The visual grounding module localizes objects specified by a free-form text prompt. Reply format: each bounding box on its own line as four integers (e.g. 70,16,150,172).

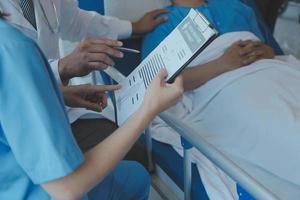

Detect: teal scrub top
0,20,87,199
142,0,264,58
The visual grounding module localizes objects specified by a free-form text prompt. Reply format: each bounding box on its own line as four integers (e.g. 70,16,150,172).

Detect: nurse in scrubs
0,13,183,200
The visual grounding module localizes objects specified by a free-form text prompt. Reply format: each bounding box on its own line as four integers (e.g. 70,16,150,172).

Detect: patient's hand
217,41,255,71
181,41,260,91
218,40,275,72
61,84,120,112
239,40,275,61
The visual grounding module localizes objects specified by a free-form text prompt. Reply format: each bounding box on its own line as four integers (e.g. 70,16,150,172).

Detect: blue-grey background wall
78,0,104,14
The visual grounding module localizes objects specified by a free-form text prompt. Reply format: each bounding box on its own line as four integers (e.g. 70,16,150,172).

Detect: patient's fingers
239,42,259,56
248,49,265,57
232,40,243,45
239,40,253,46
242,54,259,65
239,41,262,56
239,40,261,47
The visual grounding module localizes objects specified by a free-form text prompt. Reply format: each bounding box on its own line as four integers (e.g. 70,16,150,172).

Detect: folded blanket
150,32,300,199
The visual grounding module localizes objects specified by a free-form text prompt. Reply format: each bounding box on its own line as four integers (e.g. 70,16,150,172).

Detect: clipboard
106,9,218,125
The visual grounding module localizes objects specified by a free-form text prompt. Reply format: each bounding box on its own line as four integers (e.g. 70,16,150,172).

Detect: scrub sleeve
0,29,87,199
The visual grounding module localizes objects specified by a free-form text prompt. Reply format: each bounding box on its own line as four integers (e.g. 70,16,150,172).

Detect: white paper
106,9,218,125
103,66,126,83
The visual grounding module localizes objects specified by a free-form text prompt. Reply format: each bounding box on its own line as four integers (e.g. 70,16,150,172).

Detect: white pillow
104,0,171,21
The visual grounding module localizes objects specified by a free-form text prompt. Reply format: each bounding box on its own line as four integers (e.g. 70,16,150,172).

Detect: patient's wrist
214,58,231,72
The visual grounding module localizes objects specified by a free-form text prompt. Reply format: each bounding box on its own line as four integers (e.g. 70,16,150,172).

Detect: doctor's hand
141,69,183,118
132,9,168,35
58,38,124,85
61,84,121,112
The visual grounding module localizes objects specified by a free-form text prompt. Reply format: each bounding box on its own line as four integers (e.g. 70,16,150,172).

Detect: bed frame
78,1,284,199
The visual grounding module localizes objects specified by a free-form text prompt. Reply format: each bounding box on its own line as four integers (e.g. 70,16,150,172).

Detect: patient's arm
183,41,260,91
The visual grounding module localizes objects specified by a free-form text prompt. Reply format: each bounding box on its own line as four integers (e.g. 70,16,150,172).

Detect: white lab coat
0,0,132,123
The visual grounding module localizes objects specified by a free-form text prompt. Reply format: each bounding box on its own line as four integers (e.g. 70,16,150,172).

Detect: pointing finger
99,84,121,93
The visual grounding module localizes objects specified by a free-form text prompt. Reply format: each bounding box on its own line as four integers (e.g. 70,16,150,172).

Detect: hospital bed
78,1,284,199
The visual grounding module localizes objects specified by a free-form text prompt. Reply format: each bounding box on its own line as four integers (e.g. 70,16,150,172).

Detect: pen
116,47,140,54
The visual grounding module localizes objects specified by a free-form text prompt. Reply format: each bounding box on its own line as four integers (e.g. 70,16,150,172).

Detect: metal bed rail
158,111,281,200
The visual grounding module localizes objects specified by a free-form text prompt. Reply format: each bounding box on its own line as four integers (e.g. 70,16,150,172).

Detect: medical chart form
107,9,218,125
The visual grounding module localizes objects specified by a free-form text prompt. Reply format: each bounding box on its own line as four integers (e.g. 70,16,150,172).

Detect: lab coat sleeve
58,0,132,40
49,59,62,85
0,35,83,184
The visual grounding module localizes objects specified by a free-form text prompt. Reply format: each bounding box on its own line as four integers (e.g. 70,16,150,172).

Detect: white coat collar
6,0,37,33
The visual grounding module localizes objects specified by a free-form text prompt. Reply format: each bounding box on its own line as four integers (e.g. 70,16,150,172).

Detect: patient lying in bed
142,0,300,199
143,0,275,91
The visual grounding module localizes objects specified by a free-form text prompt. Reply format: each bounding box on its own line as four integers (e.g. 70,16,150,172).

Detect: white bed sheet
150,32,300,199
